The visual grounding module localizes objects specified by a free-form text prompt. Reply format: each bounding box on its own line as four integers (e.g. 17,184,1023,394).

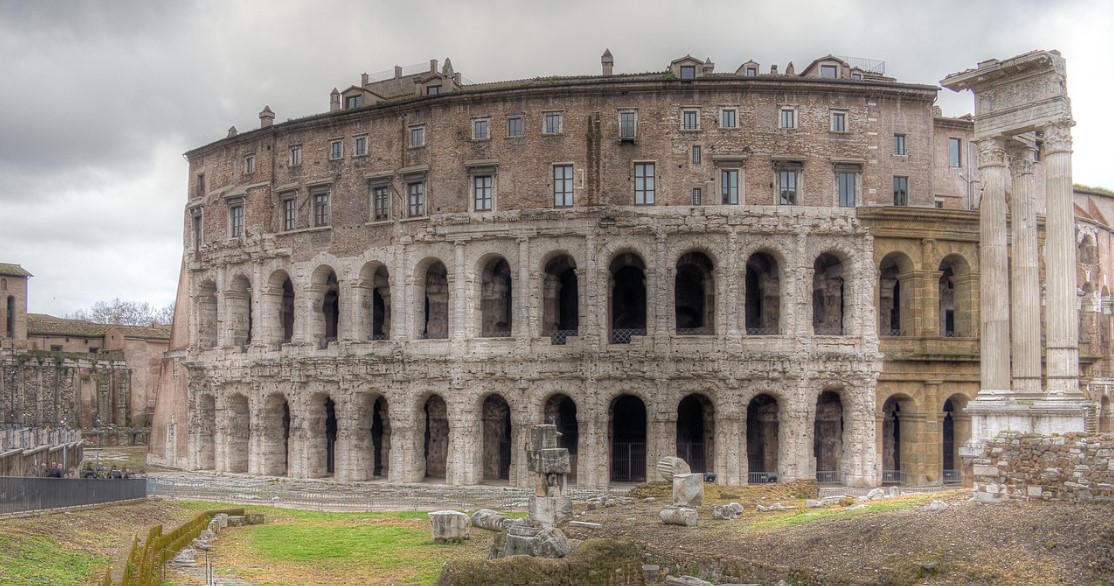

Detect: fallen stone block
920,500,949,512
665,576,713,586
471,509,508,531
568,521,601,529
711,504,741,520
866,488,886,500
755,503,792,512
659,506,698,527
805,499,822,508
672,473,704,507
657,456,691,481
428,510,470,543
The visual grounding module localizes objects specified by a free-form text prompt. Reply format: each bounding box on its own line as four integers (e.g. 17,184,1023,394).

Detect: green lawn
0,534,103,586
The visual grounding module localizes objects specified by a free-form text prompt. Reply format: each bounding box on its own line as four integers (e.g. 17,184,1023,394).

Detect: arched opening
879,252,913,336
312,268,340,343
543,394,578,483
938,255,971,337
197,394,216,470
1100,395,1113,433
746,393,779,483
358,264,391,341
225,394,250,473
881,396,913,485
942,395,969,484
261,394,290,477
228,275,253,346
609,253,647,344
481,395,512,482
1079,234,1098,265
325,397,337,476
197,281,218,349
371,396,390,478
745,252,780,335
675,252,715,335
813,391,843,484
479,257,513,337
610,394,647,482
304,394,338,478
542,255,579,344
264,270,296,345
423,395,448,480
418,260,449,339
1081,282,1097,348
812,253,845,335
676,394,714,473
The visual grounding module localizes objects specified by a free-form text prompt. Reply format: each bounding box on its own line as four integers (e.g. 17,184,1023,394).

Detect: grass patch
0,534,104,586
739,494,937,532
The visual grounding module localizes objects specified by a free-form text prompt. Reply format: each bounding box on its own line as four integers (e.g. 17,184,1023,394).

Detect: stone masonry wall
971,432,1114,501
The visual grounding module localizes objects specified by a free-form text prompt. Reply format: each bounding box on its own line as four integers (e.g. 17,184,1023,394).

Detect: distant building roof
0,263,32,278
27,314,171,340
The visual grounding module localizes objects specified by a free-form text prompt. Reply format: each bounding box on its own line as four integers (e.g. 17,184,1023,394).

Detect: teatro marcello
146,49,1114,488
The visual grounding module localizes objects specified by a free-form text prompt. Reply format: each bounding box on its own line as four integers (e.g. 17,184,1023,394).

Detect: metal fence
816,470,842,484
942,469,962,485
674,443,706,473
610,443,646,482
609,328,646,344
881,469,907,485
0,477,146,515
1,428,83,452
748,471,777,484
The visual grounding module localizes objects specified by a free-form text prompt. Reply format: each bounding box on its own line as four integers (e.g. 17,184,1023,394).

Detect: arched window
609,253,647,344
418,260,449,339
812,254,845,335
879,252,913,336
479,257,512,337
745,252,780,335
675,252,714,335
541,255,578,345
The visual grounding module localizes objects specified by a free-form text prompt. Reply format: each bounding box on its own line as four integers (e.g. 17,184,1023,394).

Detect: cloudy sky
1,0,1111,317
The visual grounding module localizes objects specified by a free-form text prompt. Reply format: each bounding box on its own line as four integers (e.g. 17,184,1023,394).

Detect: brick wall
971,432,1114,501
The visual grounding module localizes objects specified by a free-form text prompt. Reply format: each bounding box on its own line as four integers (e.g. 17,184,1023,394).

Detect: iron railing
881,328,905,336
480,330,512,338
543,329,578,345
609,328,646,344
611,442,646,482
0,428,82,452
674,443,706,473
746,327,779,335
0,477,146,515
370,333,389,341
816,470,842,484
881,469,906,485
942,469,962,485
748,471,777,484
942,330,958,338
675,327,713,336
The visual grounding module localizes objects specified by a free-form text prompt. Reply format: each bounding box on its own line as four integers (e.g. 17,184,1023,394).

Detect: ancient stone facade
970,432,1114,501
148,51,1112,488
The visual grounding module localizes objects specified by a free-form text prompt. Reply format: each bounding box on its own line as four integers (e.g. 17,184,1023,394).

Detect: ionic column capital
1042,121,1074,156
976,137,1008,169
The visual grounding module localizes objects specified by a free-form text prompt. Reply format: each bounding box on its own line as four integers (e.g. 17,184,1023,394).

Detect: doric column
1042,122,1081,397
1008,146,1042,396
976,137,1011,396
452,241,467,342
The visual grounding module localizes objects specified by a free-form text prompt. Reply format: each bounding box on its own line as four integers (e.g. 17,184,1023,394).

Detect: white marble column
977,137,1011,396
1042,122,1081,397
1008,146,1042,396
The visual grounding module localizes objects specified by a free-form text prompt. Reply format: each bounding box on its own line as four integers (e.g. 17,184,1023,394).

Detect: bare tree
67,298,175,326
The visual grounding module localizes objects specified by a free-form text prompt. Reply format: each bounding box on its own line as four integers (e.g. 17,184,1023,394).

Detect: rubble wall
971,432,1114,501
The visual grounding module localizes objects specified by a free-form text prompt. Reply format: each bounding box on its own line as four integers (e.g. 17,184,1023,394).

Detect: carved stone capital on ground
976,137,1008,169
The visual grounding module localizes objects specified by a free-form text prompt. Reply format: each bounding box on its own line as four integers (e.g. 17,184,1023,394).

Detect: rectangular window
779,170,798,205
473,119,490,141
680,65,696,80
229,204,243,237
244,155,255,175
948,137,962,167
682,109,699,130
720,108,737,129
354,136,368,157
553,164,573,207
893,134,907,156
507,116,525,138
192,213,202,252
746,66,758,77
779,108,796,129
330,139,343,160
838,171,857,207
619,111,637,140
821,64,838,79
893,176,909,206
290,145,302,166
346,95,362,109
426,85,441,96
373,186,389,221
195,172,205,196
634,162,655,205
408,182,425,217
852,72,863,80
473,175,493,211
50,345,62,352
721,169,739,204
692,145,702,165
282,197,296,230
831,111,847,132
409,126,425,148
313,192,329,226
935,200,944,209
544,112,563,134
692,187,702,205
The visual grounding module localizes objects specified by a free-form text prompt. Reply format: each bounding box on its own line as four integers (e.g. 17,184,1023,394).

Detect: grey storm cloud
0,0,1111,317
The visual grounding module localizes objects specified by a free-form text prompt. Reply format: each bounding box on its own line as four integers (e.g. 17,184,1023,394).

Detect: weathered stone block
471,509,508,531
657,456,691,481
529,425,558,452
428,510,470,543
660,507,698,527
672,473,704,507
1026,485,1043,497
530,495,572,526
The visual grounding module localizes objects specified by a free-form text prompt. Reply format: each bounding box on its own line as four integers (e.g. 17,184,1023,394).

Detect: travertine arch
477,392,513,482
673,249,717,334
538,251,581,337
195,279,218,350
937,253,974,337
811,249,851,336
195,392,217,470
263,268,296,345
475,253,514,338
226,273,253,347
741,243,791,336
218,392,251,473
307,265,341,344
878,251,915,336
259,392,292,477
413,256,451,340
356,261,391,341
347,390,391,481
606,391,651,482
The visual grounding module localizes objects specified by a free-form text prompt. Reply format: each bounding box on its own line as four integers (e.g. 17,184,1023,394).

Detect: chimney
430,58,438,73
259,105,275,128
770,64,778,75
361,72,369,86
785,61,795,75
330,88,340,112
227,126,238,138
394,65,402,78
601,48,614,76
702,57,714,75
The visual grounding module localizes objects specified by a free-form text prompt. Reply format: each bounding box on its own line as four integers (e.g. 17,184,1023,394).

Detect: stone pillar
1008,146,1042,396
715,404,742,486
725,232,741,347
452,241,467,345
976,137,1011,397
516,237,531,340
1042,122,1081,397
389,409,420,483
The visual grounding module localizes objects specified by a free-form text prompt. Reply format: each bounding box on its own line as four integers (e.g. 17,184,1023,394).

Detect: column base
963,397,1089,448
